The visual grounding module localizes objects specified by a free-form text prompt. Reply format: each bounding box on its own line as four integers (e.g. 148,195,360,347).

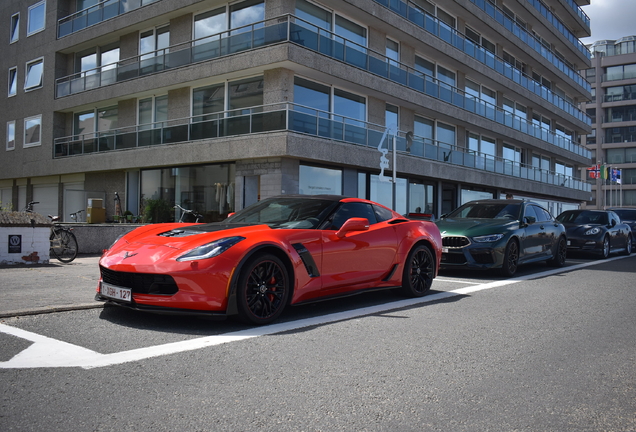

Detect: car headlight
472,234,504,243
584,227,601,236
176,236,245,262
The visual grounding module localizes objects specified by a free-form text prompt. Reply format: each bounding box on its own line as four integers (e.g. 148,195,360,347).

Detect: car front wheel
236,254,290,325
400,245,435,297
601,236,610,259
622,235,632,256
500,239,519,277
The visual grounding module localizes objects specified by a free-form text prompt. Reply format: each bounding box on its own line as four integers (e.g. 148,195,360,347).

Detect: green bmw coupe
435,199,567,276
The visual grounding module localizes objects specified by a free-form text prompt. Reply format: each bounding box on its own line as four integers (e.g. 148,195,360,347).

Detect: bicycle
174,204,203,223
70,209,85,222
24,201,79,263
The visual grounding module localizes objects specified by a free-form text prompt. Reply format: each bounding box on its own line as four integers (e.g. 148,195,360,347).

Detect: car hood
561,223,603,235
435,218,518,237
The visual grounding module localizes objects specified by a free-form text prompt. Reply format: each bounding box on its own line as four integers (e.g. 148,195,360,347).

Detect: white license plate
442,247,449,253
100,282,132,302
567,240,571,246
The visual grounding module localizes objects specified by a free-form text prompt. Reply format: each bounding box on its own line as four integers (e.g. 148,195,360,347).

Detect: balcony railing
604,71,636,82
604,92,636,103
524,0,590,56
55,15,590,159
52,103,590,193
373,0,591,93
57,0,160,38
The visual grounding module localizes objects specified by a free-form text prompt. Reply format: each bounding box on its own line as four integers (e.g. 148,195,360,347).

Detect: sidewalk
0,255,103,318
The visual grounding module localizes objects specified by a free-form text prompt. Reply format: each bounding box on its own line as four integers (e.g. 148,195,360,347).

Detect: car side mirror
524,216,536,225
610,219,616,227
336,218,369,238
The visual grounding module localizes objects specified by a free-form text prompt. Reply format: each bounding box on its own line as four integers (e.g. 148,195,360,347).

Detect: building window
140,25,170,60
299,165,342,195
27,1,46,36
24,115,42,148
193,84,225,121
6,121,16,151
385,104,398,131
24,58,43,91
139,95,168,129
10,13,20,43
8,67,18,97
414,55,434,76
334,88,366,126
194,7,227,44
386,38,399,65
230,0,265,32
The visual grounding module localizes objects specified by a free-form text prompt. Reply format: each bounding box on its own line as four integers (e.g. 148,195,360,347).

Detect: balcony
52,102,591,193
524,0,590,55
57,0,161,38
55,16,590,159
372,0,591,93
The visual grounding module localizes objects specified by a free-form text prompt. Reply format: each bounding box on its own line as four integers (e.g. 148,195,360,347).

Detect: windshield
446,202,521,220
557,211,608,225
225,197,338,229
613,209,636,221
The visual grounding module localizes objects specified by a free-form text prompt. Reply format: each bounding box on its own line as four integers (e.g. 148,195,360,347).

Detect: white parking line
0,256,627,369
434,278,484,284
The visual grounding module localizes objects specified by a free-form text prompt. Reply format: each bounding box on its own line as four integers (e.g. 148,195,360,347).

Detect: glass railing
57,0,161,38
603,71,636,82
52,103,590,193
55,15,590,158
604,92,636,103
524,0,590,56
373,0,591,93
561,0,591,28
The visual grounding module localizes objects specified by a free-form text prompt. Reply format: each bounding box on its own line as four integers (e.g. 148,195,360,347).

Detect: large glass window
140,25,170,60
436,122,455,146
334,88,365,125
296,0,331,32
10,13,20,43
24,115,42,148
141,164,235,223
74,111,95,136
194,7,226,44
193,83,225,120
228,76,264,114
299,165,342,195
8,67,17,97
24,59,43,90
294,77,330,116
414,116,434,140
139,95,168,128
385,104,398,131
414,55,434,76
6,121,16,151
335,15,366,47
27,1,46,36
230,0,264,32
370,175,407,215
409,181,435,215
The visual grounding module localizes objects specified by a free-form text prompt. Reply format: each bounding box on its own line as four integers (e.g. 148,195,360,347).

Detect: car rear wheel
622,235,632,256
601,236,610,259
236,254,290,325
500,239,519,277
400,245,435,297
547,236,567,267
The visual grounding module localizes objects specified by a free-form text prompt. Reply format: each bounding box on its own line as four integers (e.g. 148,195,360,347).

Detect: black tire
236,254,290,325
50,229,78,263
622,234,632,256
399,245,435,297
600,235,610,259
547,236,567,267
500,239,519,277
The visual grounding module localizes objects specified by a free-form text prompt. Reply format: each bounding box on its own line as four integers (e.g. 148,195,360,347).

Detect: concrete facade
1,0,594,223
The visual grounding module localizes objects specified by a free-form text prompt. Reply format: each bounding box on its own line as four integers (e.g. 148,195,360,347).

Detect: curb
0,303,104,319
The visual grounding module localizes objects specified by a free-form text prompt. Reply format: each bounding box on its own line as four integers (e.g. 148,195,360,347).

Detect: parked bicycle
174,204,203,223
70,209,85,222
24,201,79,263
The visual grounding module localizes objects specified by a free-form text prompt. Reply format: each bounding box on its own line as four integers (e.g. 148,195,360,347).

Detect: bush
142,199,172,223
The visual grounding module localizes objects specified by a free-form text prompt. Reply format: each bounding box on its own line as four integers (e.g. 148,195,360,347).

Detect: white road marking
0,256,626,369
434,278,484,284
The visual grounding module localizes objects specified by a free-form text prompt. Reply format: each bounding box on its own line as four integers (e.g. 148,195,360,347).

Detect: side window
373,204,394,222
533,206,550,222
327,202,377,230
524,205,538,222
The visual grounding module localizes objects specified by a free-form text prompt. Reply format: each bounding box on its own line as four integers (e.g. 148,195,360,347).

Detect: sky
580,0,636,44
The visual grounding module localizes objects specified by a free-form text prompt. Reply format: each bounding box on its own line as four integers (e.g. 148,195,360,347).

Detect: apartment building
1,0,593,223
583,36,636,208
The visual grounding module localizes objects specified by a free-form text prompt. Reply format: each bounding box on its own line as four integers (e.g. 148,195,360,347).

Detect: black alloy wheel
237,254,290,325
547,236,567,267
500,239,519,277
400,245,435,297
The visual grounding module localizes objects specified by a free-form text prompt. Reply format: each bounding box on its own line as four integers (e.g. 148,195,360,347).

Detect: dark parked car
608,208,636,247
556,210,632,258
435,199,567,276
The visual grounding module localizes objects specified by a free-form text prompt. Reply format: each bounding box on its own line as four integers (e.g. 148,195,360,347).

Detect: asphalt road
1,255,635,431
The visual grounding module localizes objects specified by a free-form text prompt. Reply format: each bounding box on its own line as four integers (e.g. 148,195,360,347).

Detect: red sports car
96,195,442,325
